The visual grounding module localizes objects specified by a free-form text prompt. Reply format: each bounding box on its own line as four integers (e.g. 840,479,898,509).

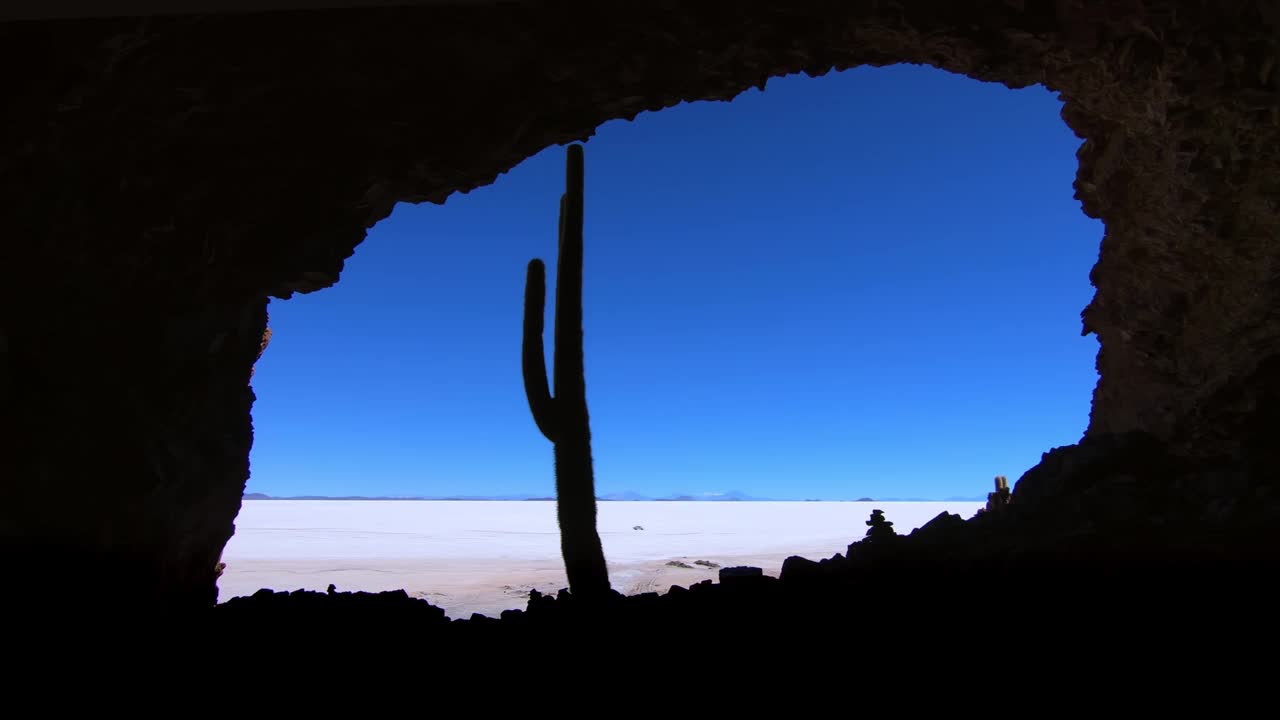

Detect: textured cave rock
2,1,1278,608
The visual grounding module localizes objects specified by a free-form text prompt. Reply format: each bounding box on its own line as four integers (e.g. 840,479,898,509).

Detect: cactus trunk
522,143,611,598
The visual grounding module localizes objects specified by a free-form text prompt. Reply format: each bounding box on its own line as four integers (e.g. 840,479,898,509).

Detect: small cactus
986,475,1012,512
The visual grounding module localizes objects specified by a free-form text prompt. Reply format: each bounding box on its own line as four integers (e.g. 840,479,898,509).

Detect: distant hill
709,490,767,501
651,490,776,501
598,491,651,501
437,494,550,501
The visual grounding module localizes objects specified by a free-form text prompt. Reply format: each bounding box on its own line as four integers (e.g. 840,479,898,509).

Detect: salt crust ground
219,500,984,619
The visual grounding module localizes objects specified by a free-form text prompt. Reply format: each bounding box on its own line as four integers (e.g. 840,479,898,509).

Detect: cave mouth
221,64,1103,618
6,1,1275,616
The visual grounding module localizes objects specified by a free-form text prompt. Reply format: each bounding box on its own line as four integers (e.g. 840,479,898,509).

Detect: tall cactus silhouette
522,143,611,598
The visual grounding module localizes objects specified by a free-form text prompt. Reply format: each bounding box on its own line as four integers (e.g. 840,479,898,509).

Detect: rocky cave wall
1,1,1277,607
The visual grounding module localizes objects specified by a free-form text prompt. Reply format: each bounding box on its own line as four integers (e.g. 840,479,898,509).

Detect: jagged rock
779,556,824,585
913,512,967,540
718,566,767,589
218,587,450,624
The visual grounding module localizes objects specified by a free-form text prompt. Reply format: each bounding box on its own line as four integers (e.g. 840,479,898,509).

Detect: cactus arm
522,258,558,442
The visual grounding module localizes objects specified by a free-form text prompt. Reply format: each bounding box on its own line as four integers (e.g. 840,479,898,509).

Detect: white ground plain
218,500,984,619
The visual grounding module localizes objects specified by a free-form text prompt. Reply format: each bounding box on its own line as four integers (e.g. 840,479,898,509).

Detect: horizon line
241,492,989,502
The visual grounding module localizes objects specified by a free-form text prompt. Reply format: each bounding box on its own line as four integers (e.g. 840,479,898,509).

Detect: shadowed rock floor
208,433,1277,654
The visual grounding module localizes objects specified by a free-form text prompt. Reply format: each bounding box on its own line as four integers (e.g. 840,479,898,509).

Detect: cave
2,1,1277,631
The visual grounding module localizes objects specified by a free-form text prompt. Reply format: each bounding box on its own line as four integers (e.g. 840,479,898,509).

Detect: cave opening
217,63,1103,618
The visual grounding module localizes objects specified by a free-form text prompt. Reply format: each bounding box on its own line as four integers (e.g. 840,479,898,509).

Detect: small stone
719,565,764,582
779,555,822,584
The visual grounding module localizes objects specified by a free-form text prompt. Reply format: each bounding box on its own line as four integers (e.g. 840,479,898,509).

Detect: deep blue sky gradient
246,63,1103,500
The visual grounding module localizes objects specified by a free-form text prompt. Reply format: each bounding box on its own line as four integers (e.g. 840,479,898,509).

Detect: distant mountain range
242,490,989,502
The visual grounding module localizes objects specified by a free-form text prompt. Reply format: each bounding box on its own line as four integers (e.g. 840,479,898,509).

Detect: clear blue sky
247,63,1102,501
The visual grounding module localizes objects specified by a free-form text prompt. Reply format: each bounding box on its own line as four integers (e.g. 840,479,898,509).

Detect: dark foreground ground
204,529,1277,666
213,432,1279,644
8,435,1278,670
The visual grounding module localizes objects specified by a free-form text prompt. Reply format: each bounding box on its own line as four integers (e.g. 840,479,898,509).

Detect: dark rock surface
1,1,1278,609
